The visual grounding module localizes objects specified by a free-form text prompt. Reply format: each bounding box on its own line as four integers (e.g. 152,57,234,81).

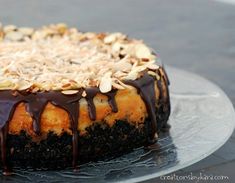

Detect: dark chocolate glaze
104,90,118,113
125,73,157,143
0,67,169,174
161,66,171,131
85,88,99,121
162,64,170,85
0,124,10,175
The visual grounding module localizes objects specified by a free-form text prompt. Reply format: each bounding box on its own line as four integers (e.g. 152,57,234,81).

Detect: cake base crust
1,100,170,170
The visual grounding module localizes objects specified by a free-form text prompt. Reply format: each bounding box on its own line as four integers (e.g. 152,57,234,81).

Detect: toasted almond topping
3,25,17,33
147,64,159,70
56,23,67,34
104,34,116,44
135,43,151,59
131,65,147,73
17,81,32,90
62,83,71,89
18,27,34,36
112,42,124,52
0,23,161,91
5,31,23,41
82,90,87,97
112,80,125,90
61,90,79,95
156,74,161,80
147,71,158,77
113,71,127,78
0,80,14,89
124,71,138,80
99,72,112,93
112,59,132,72
116,79,133,89
141,58,149,62
104,33,124,44
31,87,40,93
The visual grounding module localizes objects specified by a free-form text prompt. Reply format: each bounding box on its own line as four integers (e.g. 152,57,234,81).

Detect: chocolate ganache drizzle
0,67,169,174
125,73,158,143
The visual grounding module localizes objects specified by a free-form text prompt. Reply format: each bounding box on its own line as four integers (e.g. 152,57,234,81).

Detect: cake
0,23,170,175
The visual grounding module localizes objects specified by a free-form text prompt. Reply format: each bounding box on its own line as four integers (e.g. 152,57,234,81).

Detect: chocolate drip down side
160,66,171,131
104,90,118,113
0,124,9,175
125,73,158,143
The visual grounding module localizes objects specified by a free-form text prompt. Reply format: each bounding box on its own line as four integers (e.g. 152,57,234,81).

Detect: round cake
0,23,170,175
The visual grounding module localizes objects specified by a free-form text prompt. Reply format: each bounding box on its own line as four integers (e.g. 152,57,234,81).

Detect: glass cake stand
1,66,235,183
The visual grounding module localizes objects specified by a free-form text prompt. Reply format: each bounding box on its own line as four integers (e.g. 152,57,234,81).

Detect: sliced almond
61,83,71,89
3,25,17,33
0,80,14,89
99,72,112,93
112,42,124,52
82,90,87,97
112,60,132,72
135,43,151,59
31,86,40,93
156,74,161,80
147,64,159,70
124,71,138,80
141,58,149,62
17,81,32,90
116,79,132,89
104,33,123,44
61,90,79,95
42,83,53,91
26,84,40,93
131,60,139,68
56,23,67,34
5,31,24,41
113,71,127,78
112,80,125,90
122,44,135,56
84,32,95,39
18,27,34,36
147,71,158,78
104,34,116,44
131,65,147,73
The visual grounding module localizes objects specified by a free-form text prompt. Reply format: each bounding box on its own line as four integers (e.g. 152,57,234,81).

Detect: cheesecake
0,23,170,174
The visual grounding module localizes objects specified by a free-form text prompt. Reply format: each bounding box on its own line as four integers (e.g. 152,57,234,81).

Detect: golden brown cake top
0,23,161,93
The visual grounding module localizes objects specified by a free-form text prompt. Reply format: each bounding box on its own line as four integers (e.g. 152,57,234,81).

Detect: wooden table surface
0,0,235,182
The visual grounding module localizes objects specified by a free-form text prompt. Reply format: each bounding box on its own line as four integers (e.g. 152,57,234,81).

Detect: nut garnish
61,90,79,95
18,27,34,36
124,71,138,80
147,64,159,70
99,72,112,93
135,43,152,59
0,23,161,92
147,71,158,78
5,31,24,41
3,25,17,33
82,90,87,97
111,80,125,90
